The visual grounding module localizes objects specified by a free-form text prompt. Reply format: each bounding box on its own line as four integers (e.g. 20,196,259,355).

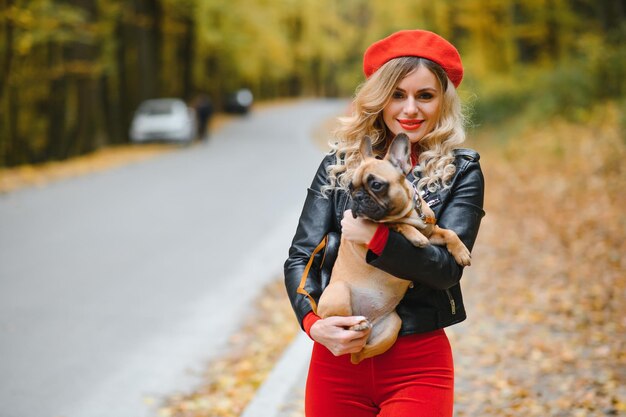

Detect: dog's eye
370,181,384,192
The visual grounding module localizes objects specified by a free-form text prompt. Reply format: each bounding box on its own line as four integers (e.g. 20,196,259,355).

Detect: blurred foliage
468,30,626,127
0,0,624,167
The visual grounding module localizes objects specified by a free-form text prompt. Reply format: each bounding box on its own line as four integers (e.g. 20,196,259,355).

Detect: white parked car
129,98,197,144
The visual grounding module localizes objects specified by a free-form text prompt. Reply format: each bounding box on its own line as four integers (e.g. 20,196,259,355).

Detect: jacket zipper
445,289,456,315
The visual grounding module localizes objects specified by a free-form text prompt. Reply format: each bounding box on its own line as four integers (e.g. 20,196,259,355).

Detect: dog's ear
360,136,374,159
385,134,412,174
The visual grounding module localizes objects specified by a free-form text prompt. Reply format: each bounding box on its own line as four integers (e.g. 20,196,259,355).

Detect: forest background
0,0,625,168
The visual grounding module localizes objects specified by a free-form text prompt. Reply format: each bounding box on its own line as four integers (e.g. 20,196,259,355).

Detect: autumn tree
0,0,623,167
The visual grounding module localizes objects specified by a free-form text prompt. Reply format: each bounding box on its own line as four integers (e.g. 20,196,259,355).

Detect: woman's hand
341,210,378,245
309,316,371,356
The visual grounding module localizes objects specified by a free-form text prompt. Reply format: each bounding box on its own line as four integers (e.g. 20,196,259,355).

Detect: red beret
363,29,463,88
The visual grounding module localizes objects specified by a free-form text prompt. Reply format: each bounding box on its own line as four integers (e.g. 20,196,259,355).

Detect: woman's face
382,65,442,144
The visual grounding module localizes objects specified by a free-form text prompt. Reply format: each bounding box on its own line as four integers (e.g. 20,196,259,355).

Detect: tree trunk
0,0,13,103
46,41,68,161
116,16,136,143
179,14,195,101
544,0,560,59
0,0,15,166
61,0,100,158
134,0,162,100
100,73,125,145
6,86,31,166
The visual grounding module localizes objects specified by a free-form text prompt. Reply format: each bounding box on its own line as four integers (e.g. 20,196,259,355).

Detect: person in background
284,29,485,417
193,93,214,140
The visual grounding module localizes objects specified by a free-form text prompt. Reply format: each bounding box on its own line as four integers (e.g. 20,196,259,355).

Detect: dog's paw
410,236,429,247
453,249,472,266
404,231,429,247
392,225,429,248
350,320,372,332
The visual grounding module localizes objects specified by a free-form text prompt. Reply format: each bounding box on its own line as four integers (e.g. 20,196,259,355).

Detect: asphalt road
0,99,347,417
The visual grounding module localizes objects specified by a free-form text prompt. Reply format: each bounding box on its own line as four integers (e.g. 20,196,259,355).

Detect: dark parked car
223,88,253,114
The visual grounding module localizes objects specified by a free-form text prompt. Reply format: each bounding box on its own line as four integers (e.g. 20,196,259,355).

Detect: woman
284,29,485,417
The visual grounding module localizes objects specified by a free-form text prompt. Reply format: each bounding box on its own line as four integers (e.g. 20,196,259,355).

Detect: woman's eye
392,91,405,99
418,92,434,100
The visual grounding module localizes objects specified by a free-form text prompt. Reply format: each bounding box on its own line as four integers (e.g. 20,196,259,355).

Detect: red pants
305,329,454,417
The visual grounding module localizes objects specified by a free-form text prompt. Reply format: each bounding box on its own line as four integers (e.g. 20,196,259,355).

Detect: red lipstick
398,119,423,131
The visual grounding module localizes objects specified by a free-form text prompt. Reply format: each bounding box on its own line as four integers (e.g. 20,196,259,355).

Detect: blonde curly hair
324,57,466,195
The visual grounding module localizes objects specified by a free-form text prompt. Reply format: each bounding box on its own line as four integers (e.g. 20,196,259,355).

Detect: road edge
240,332,312,417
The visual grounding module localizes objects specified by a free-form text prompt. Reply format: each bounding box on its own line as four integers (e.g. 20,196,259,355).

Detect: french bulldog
317,133,471,364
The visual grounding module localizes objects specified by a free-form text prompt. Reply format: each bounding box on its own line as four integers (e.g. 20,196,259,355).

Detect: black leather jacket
284,149,485,335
